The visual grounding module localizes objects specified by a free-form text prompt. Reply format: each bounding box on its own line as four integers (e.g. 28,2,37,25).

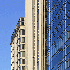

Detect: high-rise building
10,0,70,70
10,17,26,70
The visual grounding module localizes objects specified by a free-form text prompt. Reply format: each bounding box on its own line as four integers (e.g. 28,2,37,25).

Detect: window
20,51,25,57
22,52,25,57
20,44,25,50
21,22,24,25
69,32,70,37
20,59,25,64
21,18,24,21
20,29,25,35
66,61,68,68
20,37,25,43
20,66,25,70
22,59,25,64
69,57,70,66
22,66,25,70
19,53,20,58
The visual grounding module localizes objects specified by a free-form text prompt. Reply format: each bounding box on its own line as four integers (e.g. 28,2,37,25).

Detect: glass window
69,32,70,37
20,66,22,70
17,50,18,54
20,52,22,57
57,44,58,51
47,56,49,61
17,57,18,61
20,29,25,35
20,44,25,50
20,59,22,64
20,37,25,43
20,59,25,64
20,66,25,70
69,58,70,66
17,64,18,68
68,59,69,67
20,51,25,57
21,22,24,25
22,59,25,64
66,61,68,68
22,52,25,57
22,66,25,70
21,18,24,21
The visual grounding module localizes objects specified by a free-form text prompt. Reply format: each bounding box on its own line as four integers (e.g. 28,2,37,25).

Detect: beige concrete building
10,17,26,70
25,0,47,70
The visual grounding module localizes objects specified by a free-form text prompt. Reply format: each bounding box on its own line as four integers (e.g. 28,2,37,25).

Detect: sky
0,0,25,70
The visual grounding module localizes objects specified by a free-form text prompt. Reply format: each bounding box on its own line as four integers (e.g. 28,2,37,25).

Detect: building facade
10,0,70,70
46,0,70,70
10,17,26,70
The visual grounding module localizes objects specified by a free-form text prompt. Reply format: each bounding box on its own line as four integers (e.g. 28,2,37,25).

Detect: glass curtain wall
46,0,70,70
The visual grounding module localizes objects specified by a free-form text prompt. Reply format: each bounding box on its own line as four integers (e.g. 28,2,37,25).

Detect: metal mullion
51,0,52,69
49,0,50,70
63,0,64,70
65,0,66,70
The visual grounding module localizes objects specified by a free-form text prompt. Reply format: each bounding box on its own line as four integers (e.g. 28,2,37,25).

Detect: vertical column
14,40,15,70
39,0,42,70
35,0,37,70
25,0,28,70
65,0,66,70
41,0,43,70
63,0,64,70
27,0,33,70
11,43,13,70
18,31,19,70
32,0,35,69
14,36,17,70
